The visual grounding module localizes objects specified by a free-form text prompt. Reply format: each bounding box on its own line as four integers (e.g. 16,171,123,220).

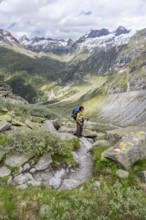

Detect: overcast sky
0,0,146,40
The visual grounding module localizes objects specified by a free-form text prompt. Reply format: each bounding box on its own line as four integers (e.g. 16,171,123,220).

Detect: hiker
75,106,84,138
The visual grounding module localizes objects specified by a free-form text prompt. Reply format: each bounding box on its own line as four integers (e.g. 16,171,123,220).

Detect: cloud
0,0,146,40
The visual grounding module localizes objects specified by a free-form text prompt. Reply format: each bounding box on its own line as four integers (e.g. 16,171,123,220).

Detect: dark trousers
75,122,84,137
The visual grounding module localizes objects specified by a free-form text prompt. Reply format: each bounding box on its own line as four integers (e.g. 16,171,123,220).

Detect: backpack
72,107,79,120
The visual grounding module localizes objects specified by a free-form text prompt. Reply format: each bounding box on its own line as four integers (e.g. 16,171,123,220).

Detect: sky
0,0,146,40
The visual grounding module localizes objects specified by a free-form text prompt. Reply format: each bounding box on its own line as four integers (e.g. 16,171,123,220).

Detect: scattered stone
49,177,61,189
0,120,11,132
94,181,101,187
0,166,11,178
27,179,41,186
41,120,57,132
40,204,50,216
5,154,29,168
116,169,129,178
35,154,52,171
138,171,146,182
93,140,111,147
31,116,46,123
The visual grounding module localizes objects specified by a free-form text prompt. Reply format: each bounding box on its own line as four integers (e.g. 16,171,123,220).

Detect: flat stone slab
102,127,146,170
57,132,77,140
5,154,29,168
0,166,11,178
35,154,52,171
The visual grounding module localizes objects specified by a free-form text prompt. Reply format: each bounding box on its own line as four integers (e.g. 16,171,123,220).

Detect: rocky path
61,137,93,190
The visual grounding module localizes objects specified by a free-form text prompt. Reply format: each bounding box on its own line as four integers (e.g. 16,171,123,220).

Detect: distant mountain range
0,26,133,54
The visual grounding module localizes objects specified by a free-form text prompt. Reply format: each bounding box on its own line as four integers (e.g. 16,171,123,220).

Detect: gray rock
30,168,36,174
93,140,111,147
14,173,34,185
72,151,80,163
35,154,52,171
57,132,77,140
53,119,62,130
138,171,146,182
41,120,57,132
83,129,97,138
0,150,7,163
16,184,28,189
0,166,11,178
55,169,66,179
40,204,50,216
116,169,129,178
94,133,106,141
7,175,13,186
61,179,81,190
23,163,31,171
58,126,75,134
34,170,53,181
5,154,29,168
27,179,41,186
0,120,11,132
49,177,61,189
102,128,146,170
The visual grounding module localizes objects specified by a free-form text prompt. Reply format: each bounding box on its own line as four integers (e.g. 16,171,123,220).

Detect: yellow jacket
76,111,84,122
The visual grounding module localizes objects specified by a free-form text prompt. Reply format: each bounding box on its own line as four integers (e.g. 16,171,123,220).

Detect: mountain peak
114,26,130,36
87,28,110,38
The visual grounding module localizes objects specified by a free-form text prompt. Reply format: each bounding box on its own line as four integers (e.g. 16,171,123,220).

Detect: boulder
0,120,11,132
55,169,66,179
83,129,97,138
93,140,111,147
5,154,29,168
35,154,52,171
102,127,146,170
116,170,129,178
58,126,75,134
14,173,35,185
57,133,77,140
0,166,11,178
53,119,62,130
94,133,106,141
41,120,57,132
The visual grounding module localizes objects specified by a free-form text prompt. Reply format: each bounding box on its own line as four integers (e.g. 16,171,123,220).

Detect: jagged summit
0,29,19,46
114,26,130,36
